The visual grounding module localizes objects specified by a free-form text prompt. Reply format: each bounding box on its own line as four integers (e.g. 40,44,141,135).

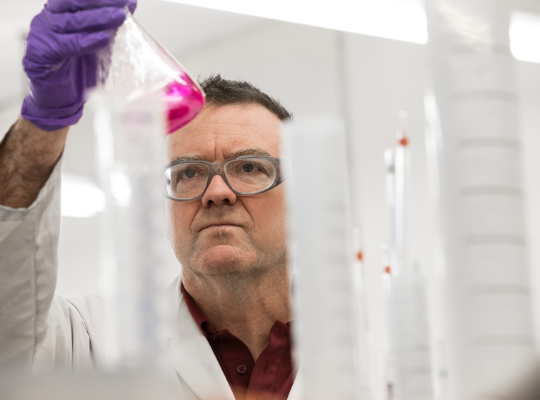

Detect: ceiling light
163,0,428,44
510,10,540,64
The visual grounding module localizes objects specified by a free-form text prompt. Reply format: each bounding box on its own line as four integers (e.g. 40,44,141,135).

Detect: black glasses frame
164,156,284,201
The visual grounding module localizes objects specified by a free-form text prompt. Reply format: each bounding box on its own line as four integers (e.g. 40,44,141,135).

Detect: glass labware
98,10,205,134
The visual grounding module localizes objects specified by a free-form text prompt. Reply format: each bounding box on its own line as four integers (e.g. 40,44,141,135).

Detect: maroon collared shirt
182,285,295,400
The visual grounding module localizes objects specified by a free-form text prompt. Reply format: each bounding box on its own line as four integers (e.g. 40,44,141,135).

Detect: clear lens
225,158,276,194
166,163,209,199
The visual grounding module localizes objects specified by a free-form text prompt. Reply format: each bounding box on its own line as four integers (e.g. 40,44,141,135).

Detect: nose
202,175,237,208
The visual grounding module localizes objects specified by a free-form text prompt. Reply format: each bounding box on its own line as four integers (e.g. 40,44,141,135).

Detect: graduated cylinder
94,92,172,372
425,0,536,398
283,117,363,400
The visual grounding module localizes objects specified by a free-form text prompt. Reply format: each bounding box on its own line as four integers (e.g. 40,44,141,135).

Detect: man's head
165,75,292,286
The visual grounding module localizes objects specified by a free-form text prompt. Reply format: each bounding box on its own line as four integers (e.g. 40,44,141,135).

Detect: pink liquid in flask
165,76,205,134
97,10,206,135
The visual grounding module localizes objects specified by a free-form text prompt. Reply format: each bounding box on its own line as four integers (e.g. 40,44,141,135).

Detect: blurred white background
0,0,539,396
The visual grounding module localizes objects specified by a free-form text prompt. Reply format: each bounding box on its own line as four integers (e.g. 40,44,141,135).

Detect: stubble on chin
182,227,287,281
183,226,258,277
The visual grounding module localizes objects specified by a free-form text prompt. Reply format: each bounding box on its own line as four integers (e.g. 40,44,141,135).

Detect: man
0,1,297,399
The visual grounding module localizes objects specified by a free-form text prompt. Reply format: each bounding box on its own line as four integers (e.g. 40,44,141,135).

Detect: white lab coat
0,159,302,400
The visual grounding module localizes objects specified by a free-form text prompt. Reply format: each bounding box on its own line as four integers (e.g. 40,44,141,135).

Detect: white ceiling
135,0,265,56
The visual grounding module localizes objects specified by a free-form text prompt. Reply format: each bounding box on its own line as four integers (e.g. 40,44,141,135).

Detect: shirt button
236,364,248,375
216,336,228,344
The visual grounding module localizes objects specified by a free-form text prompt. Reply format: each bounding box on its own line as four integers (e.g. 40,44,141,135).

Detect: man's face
165,104,287,279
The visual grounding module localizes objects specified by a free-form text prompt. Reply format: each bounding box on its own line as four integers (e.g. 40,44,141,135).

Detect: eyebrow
169,148,272,164
233,148,272,158
169,154,207,164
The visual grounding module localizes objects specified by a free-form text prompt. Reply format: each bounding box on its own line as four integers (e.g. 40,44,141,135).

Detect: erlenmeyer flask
98,10,205,134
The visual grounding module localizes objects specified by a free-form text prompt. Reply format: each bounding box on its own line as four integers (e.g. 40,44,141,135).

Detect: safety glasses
164,156,284,201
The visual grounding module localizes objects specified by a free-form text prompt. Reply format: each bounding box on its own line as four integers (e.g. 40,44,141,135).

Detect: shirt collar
181,283,217,336
181,282,293,335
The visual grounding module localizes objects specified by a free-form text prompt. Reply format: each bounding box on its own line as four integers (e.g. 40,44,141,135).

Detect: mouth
200,223,239,232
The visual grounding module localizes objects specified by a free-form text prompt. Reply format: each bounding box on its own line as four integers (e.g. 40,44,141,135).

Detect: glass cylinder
283,117,364,400
94,91,172,372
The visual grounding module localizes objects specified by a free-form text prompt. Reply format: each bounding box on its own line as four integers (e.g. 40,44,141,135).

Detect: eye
229,160,273,176
176,165,207,181
243,163,255,173
183,168,196,179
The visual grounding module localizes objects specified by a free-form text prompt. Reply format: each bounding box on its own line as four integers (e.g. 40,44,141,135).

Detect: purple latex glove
21,0,137,131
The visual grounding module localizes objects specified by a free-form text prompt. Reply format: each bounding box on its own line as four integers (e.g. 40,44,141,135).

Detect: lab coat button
236,364,248,375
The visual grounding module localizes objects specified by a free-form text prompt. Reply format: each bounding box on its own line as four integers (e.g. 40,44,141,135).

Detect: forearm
0,118,68,208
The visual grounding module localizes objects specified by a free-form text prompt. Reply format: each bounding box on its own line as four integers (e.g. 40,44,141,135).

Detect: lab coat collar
168,275,303,400
169,275,236,400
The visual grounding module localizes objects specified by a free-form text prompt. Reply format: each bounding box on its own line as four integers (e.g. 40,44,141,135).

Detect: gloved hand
21,0,137,131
